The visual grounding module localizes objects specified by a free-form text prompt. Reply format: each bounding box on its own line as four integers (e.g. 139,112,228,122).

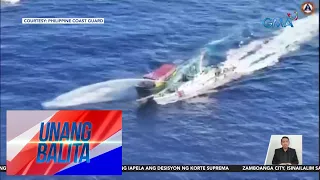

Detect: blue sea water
0,0,319,180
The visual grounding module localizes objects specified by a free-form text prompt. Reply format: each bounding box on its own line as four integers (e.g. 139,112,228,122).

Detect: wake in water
200,14,318,97
148,13,319,105
42,14,319,108
1,0,20,9
1,0,19,4
225,14,319,74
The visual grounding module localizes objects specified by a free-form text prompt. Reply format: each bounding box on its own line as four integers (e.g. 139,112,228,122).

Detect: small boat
135,64,177,98
136,50,207,103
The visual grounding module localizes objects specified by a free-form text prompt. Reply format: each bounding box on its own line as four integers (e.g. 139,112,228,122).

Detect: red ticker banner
1,165,319,173
122,165,319,172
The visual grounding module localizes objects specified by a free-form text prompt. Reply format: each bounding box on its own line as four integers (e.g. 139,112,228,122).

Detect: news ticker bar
2,165,319,173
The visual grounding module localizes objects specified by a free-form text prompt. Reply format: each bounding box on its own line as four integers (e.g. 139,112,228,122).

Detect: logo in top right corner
301,2,316,15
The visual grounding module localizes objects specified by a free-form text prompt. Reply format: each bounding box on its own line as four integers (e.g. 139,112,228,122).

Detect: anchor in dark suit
272,136,299,165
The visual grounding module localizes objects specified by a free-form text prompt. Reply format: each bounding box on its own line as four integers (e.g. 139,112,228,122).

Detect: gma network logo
263,11,298,28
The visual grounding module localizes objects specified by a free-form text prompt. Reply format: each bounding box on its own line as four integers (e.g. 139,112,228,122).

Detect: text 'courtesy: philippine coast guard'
22,18,104,24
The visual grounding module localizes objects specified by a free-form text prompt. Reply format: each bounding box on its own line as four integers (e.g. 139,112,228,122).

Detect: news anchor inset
264,135,302,165
272,136,299,165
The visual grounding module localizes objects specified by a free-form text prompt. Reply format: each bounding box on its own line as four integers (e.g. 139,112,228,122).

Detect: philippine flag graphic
6,110,122,175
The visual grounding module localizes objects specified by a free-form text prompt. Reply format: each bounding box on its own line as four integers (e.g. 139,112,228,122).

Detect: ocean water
1,0,319,180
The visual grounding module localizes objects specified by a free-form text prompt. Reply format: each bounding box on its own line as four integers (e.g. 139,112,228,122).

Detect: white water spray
42,79,156,108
